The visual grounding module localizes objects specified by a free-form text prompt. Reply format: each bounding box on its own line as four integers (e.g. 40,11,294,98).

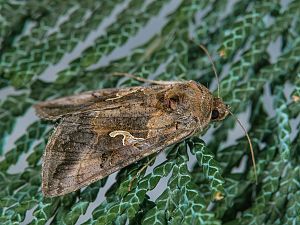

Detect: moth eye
211,109,219,120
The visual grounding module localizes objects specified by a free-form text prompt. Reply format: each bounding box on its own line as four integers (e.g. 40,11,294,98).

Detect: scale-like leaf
0,0,299,224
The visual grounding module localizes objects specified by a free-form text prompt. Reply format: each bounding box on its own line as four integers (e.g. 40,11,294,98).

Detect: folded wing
39,82,205,196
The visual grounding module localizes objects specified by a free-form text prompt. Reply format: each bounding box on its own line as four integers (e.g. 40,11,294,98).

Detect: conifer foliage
0,0,299,224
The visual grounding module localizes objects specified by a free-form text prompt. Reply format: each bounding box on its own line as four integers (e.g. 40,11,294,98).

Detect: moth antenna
112,72,177,85
196,44,220,98
228,110,258,184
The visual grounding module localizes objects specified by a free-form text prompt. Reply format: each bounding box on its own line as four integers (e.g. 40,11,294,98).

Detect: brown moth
35,80,229,197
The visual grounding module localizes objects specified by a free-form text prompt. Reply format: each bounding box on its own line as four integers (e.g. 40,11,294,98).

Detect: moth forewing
34,86,153,120
36,81,227,196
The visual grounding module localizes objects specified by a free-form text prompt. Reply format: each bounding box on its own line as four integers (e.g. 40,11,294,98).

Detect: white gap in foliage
39,0,130,82
87,0,182,70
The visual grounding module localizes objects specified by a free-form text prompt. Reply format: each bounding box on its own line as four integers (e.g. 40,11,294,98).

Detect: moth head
211,97,229,121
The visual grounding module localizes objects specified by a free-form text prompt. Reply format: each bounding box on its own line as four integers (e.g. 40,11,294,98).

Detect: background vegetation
0,0,299,224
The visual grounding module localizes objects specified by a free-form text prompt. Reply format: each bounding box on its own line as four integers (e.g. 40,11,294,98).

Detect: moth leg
112,72,180,85
128,156,156,191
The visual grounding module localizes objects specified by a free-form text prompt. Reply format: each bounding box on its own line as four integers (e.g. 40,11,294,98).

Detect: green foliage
1,0,299,224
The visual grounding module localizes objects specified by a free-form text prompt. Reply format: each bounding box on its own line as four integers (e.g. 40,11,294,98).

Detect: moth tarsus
128,157,156,192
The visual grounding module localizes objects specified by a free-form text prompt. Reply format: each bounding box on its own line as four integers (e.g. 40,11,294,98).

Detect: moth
35,79,230,197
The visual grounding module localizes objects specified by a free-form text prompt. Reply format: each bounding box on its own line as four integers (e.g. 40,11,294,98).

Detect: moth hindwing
35,80,228,196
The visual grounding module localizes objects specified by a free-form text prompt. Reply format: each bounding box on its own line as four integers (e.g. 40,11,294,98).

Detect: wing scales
42,117,193,196
38,81,211,196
